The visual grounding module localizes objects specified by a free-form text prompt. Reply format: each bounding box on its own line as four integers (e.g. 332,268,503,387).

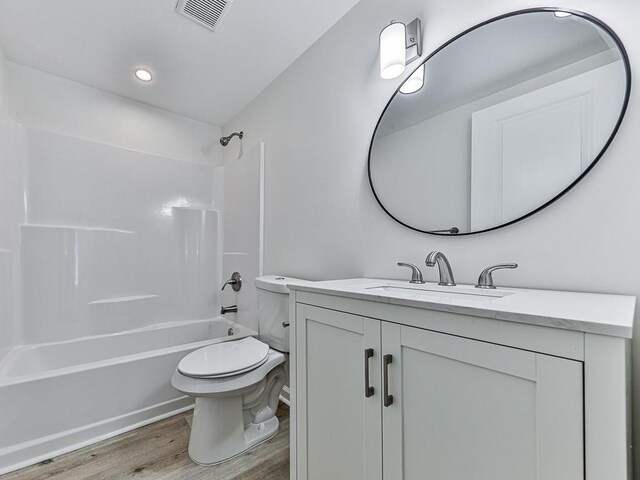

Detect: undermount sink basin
365,284,513,300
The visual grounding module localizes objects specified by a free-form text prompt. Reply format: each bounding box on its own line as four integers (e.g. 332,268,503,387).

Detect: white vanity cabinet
288,281,634,480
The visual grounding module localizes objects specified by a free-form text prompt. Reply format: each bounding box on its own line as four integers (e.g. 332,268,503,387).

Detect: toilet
171,275,304,465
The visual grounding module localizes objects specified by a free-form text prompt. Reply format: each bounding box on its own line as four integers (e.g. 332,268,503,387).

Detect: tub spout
221,305,238,314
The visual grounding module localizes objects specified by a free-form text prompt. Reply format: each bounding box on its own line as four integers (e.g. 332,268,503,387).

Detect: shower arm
220,131,244,146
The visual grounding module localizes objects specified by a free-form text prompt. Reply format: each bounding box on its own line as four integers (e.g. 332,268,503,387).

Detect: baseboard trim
279,386,291,406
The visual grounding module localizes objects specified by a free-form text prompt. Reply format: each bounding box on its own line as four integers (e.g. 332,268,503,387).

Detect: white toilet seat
193,356,269,378
178,337,270,379
172,349,286,397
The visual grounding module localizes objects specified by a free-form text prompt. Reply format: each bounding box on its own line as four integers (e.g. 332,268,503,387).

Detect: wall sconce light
379,18,422,80
400,64,425,94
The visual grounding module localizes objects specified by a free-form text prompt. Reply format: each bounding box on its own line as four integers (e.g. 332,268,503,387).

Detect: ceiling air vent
176,0,235,32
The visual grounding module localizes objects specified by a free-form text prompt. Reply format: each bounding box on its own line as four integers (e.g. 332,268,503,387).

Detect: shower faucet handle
222,272,242,292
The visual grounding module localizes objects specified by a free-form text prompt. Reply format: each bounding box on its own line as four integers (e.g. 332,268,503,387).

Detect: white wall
223,0,640,469
8,63,223,167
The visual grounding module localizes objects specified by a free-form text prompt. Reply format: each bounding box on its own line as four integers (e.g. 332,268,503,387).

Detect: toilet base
189,415,279,466
176,357,287,466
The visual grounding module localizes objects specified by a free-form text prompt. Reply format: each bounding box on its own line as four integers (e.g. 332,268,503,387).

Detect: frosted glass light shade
400,64,425,94
380,22,406,79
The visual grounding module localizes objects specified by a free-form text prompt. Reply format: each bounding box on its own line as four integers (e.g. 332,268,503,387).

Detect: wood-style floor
2,404,290,480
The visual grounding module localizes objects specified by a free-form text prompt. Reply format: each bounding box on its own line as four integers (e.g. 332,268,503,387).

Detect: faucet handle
397,262,425,284
475,264,518,289
222,272,242,292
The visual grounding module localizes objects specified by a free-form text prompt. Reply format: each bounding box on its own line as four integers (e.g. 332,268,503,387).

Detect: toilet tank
254,275,308,352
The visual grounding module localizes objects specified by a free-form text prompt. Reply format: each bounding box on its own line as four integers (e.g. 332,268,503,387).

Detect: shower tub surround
0,126,229,475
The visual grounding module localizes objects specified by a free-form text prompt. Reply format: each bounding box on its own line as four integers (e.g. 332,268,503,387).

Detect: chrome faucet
476,264,518,289
425,251,456,286
397,263,425,284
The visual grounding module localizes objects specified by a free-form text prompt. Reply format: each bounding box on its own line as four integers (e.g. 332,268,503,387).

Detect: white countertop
288,278,635,338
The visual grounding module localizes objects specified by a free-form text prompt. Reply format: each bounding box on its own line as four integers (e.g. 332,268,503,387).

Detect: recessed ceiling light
554,11,572,18
134,68,153,82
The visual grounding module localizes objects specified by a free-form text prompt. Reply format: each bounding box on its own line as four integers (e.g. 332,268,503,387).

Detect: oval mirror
369,8,630,235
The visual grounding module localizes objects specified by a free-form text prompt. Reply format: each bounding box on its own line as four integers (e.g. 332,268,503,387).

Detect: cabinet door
382,323,583,480
296,304,382,480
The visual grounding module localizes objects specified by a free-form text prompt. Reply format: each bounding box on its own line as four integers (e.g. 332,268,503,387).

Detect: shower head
220,131,244,146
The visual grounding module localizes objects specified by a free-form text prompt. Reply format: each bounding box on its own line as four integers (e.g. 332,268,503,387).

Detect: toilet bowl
171,275,306,465
171,340,286,465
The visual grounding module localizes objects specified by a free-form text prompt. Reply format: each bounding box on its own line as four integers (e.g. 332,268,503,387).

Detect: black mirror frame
367,7,632,236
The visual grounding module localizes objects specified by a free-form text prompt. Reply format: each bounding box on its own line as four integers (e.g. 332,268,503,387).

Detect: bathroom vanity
288,279,634,480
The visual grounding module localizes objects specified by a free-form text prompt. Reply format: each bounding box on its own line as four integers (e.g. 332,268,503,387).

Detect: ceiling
0,0,360,126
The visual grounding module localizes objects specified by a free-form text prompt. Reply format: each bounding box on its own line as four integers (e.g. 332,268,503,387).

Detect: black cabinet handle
383,354,393,407
364,348,374,398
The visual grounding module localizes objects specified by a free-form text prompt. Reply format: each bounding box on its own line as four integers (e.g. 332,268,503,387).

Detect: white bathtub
0,317,254,475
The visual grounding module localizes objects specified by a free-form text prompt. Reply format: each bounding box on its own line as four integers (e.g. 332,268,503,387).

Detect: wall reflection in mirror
369,9,630,235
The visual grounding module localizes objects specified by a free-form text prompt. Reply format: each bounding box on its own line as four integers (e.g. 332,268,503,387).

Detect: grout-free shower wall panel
0,44,23,356
20,127,219,344
173,208,220,321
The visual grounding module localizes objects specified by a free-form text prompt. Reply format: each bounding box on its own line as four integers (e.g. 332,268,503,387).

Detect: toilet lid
178,337,270,378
